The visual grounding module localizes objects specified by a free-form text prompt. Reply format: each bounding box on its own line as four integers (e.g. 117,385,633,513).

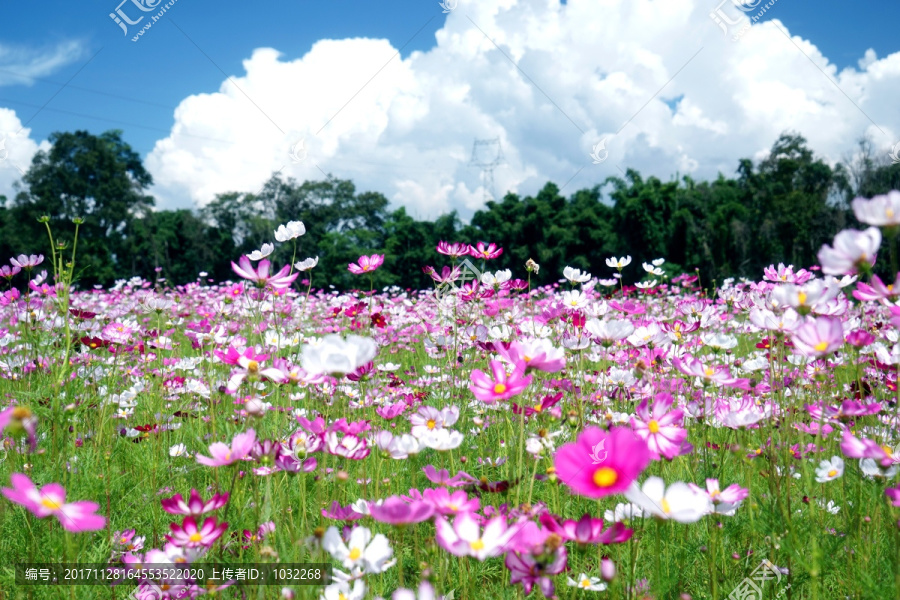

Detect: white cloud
0,40,88,87
0,109,50,199
6,1,900,220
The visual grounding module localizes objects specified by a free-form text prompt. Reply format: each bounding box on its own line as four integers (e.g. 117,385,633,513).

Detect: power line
0,67,174,110
0,97,232,144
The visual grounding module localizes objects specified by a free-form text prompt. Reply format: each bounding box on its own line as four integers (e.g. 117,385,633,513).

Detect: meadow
2,194,900,600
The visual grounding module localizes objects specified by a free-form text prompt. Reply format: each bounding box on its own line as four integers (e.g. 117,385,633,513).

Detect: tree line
1,129,898,291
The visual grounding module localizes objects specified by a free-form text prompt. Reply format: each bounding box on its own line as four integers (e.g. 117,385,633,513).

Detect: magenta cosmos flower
166,515,228,548
469,242,503,260
348,254,384,275
436,241,470,259
160,489,229,516
631,393,687,461
1,473,106,532
539,512,632,545
886,484,900,507
841,430,898,468
196,429,256,467
231,256,299,291
469,360,533,404
369,496,435,524
554,427,650,499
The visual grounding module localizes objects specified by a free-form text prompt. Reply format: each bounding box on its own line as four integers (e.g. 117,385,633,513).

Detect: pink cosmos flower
166,516,228,548
422,488,480,516
324,431,370,460
763,263,812,284
469,360,533,404
673,356,740,386
322,501,365,521
852,190,900,227
469,242,503,260
840,430,897,468
422,465,469,488
434,512,512,560
791,316,844,358
160,489,229,516
495,339,565,373
687,479,749,516
225,355,286,393
231,256,299,291
369,496,435,524
196,429,256,467
853,273,900,304
553,427,650,499
886,484,900,507
538,513,632,545
436,241,470,258
348,254,385,275
10,254,43,269
817,227,881,275
631,393,687,461
505,546,568,598
1,473,106,532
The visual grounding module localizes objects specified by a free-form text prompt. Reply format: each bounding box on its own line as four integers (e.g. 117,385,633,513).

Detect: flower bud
601,558,616,581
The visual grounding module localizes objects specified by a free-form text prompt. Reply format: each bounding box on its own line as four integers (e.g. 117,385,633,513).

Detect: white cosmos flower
300,334,377,375
567,574,607,591
596,278,618,286
652,258,665,267
702,333,738,350
624,477,711,523
815,456,844,482
322,569,366,600
563,266,592,284
481,270,512,286
562,290,588,309
606,256,632,269
294,256,319,271
604,502,644,522
420,429,464,451
377,362,401,371
322,526,395,574
634,280,658,289
169,443,189,458
274,221,306,242
585,318,634,342
247,243,274,261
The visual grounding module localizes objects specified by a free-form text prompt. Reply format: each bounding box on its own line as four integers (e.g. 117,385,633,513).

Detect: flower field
3,194,900,600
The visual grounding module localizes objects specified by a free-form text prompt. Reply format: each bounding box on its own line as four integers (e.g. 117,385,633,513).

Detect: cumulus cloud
0,109,50,198
6,1,900,219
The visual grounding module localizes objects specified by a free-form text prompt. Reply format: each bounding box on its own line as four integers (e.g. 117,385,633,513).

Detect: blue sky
1,0,899,217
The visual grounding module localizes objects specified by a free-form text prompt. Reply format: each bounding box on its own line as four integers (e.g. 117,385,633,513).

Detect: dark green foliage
1,129,898,289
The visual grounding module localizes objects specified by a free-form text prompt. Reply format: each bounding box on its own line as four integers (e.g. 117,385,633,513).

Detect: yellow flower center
189,533,203,543
814,341,829,352
247,360,259,372
883,446,894,457
581,578,591,588
339,594,348,600
40,497,62,511
426,419,436,430
661,498,672,514
533,404,543,413
493,383,507,395
523,355,533,362
225,451,232,462
827,469,837,477
797,292,807,305
704,368,714,377
888,208,895,219
592,467,618,487
349,547,362,561
470,539,485,551
448,504,459,512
